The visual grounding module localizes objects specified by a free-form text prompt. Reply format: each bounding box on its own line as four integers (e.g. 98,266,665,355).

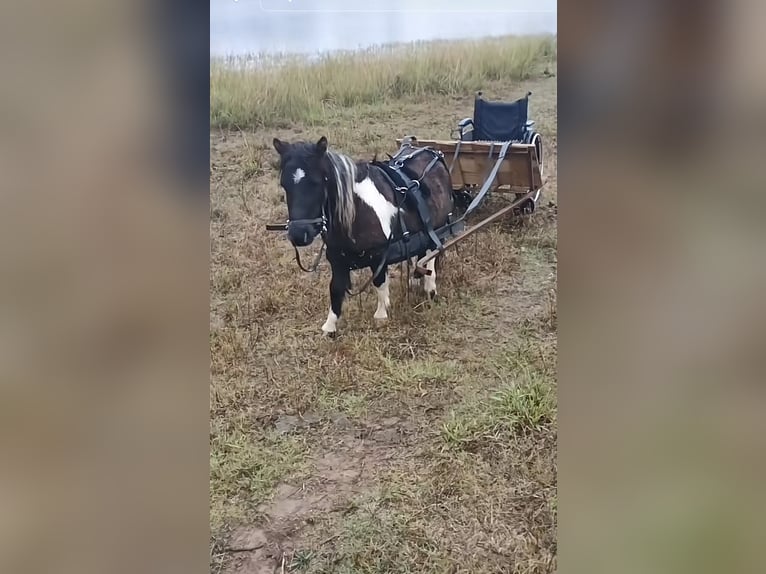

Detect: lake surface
211,0,557,57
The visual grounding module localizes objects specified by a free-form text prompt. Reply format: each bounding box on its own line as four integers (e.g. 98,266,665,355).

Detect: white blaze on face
321,309,338,334
373,275,390,320
353,177,398,238
293,168,305,184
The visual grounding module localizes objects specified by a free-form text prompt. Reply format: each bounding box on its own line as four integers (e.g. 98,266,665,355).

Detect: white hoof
322,310,338,336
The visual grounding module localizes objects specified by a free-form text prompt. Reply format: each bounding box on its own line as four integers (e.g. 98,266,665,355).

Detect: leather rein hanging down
267,215,327,274
294,236,326,273
291,214,327,274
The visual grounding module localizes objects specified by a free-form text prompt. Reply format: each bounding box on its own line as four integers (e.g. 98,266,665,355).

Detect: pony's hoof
428,290,438,301
323,329,337,339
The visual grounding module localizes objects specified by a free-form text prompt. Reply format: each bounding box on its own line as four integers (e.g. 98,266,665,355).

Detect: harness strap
449,140,462,175
416,152,444,182
287,216,325,228
344,250,389,297
463,140,513,218
370,164,410,239
390,143,430,164
368,164,412,274
406,180,443,252
388,151,445,252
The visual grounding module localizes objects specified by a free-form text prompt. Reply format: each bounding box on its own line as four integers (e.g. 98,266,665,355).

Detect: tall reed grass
210,35,556,128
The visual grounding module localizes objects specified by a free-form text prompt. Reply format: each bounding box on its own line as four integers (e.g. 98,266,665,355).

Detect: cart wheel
513,193,536,216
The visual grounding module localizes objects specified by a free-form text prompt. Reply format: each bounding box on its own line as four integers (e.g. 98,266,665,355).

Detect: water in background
211,0,557,58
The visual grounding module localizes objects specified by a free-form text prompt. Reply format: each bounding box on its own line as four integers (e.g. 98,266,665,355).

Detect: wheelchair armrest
455,117,474,141
525,120,535,127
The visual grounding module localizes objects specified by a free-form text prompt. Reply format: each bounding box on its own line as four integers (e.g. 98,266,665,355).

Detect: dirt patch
223,418,412,573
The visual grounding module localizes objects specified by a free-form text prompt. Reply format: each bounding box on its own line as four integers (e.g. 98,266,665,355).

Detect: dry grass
210,37,557,573
210,35,557,128
295,342,557,574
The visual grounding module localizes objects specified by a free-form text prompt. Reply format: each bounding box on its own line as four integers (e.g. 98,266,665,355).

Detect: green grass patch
441,346,556,449
210,426,307,535
316,389,369,419
382,357,462,390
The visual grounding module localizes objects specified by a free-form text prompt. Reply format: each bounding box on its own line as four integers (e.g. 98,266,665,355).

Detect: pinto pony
272,136,456,335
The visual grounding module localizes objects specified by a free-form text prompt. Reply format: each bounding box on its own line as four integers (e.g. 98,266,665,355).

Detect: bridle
285,165,405,298
288,177,329,273
289,216,326,273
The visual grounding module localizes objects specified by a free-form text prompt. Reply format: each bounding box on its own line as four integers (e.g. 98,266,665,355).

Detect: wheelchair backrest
472,92,530,142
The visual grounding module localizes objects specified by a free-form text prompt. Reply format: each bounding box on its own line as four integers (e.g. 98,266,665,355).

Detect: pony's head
273,136,357,246
273,136,330,247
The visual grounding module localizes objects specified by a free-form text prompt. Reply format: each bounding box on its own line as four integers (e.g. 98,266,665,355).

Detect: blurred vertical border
151,0,210,199
0,1,210,573
559,1,765,574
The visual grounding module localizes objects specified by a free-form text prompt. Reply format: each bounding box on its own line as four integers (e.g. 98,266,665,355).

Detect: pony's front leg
372,264,390,320
322,264,349,336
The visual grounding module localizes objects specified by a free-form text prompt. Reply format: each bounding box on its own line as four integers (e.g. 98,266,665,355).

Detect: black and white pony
272,136,455,336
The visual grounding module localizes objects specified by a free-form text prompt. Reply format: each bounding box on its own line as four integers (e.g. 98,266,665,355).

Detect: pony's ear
316,136,328,156
273,137,289,155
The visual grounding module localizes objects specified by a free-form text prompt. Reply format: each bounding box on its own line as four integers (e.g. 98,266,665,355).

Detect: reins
287,200,329,274
293,238,326,273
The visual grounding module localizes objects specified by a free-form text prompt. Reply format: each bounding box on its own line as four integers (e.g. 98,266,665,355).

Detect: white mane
326,150,357,236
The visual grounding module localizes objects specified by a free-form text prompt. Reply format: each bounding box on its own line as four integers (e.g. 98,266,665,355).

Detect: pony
272,135,456,336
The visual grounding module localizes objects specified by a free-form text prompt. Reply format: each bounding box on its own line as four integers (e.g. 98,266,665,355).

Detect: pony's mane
325,150,357,236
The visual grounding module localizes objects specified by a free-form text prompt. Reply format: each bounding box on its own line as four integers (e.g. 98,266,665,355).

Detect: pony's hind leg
423,250,438,300
372,264,390,320
408,256,421,290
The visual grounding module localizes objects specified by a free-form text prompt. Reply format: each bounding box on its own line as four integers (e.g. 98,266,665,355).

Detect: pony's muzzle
287,221,321,247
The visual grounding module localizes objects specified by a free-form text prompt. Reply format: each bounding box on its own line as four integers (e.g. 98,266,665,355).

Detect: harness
341,143,464,276
280,142,465,293
376,144,445,253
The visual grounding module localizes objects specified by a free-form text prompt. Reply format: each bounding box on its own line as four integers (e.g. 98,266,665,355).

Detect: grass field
210,35,557,573
211,35,556,129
